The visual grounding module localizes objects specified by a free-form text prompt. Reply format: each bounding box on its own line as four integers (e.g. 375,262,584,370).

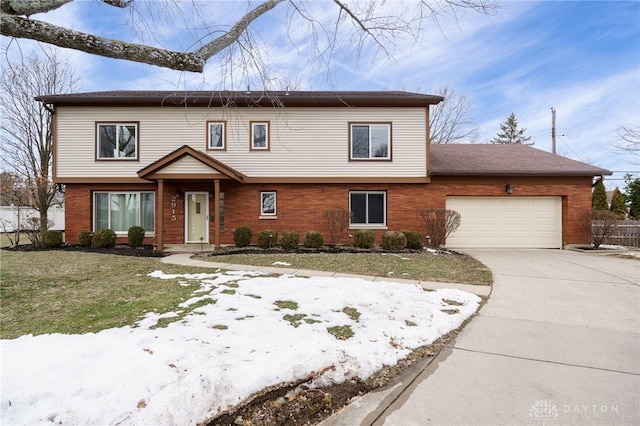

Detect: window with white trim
350,123,391,160
251,121,270,150
349,191,386,226
208,121,226,150
260,191,276,216
94,191,155,233
97,123,138,159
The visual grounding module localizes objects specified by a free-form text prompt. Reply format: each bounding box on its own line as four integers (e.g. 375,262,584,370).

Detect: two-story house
36,91,611,250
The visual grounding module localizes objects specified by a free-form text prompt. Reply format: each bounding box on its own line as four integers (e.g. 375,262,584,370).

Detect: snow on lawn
1,270,481,425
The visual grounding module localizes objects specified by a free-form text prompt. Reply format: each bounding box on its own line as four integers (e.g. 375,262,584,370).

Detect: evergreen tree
609,187,628,218
623,175,640,219
591,180,608,210
490,113,534,145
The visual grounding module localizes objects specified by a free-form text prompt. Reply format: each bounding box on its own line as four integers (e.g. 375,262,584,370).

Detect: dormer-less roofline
35,90,444,108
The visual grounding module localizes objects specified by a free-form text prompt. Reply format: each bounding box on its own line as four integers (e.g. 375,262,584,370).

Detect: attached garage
445,196,562,248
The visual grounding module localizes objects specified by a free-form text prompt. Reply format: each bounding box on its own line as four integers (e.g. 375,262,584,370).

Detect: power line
557,135,586,163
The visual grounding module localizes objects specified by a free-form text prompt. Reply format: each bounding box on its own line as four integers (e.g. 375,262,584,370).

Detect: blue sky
2,0,638,188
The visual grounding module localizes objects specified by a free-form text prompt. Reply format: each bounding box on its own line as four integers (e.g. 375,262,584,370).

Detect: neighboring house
36,91,611,250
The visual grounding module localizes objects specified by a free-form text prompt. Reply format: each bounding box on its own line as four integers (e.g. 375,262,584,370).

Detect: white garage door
445,196,562,248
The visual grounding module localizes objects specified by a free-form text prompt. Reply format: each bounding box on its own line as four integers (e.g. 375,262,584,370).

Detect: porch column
157,179,164,251
213,179,221,249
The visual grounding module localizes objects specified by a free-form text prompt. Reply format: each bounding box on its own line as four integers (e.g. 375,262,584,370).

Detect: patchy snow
272,261,292,266
1,271,481,425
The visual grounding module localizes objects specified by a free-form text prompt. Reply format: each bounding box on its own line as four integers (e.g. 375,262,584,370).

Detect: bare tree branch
1,0,71,16
1,0,131,16
429,86,478,144
332,0,387,51
1,0,499,74
613,124,640,165
1,0,286,73
102,0,133,7
197,0,285,60
1,13,207,72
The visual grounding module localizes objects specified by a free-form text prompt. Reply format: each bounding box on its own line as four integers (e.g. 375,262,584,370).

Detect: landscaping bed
1,243,164,257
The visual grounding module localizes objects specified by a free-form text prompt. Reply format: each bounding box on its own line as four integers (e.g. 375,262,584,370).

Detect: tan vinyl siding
55,106,427,179
160,156,217,174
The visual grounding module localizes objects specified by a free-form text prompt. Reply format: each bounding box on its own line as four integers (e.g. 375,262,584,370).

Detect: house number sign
171,195,178,221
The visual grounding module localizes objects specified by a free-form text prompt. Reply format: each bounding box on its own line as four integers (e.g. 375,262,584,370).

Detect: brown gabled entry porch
137,145,246,251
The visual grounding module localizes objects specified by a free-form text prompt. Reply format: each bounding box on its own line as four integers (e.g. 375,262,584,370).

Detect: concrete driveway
322,249,640,425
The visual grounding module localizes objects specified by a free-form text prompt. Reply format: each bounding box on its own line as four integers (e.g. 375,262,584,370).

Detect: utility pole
551,107,556,154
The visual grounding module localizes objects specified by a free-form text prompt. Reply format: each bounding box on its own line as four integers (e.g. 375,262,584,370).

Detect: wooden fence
601,220,640,247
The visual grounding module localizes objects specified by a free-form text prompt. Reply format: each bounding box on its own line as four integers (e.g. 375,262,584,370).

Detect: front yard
198,250,493,285
0,250,489,425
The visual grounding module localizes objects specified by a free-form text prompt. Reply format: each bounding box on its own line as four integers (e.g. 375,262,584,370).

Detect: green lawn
197,252,493,285
0,251,212,339
1,249,492,340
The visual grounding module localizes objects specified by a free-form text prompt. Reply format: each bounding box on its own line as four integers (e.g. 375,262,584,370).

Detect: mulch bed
2,244,165,257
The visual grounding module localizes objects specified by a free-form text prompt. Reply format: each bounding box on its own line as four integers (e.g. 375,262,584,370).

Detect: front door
185,192,209,243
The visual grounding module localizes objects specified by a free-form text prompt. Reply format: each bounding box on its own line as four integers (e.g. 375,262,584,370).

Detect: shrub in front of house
233,226,252,247
280,231,300,250
304,231,324,248
78,231,93,247
128,226,145,247
420,208,461,248
381,231,407,251
403,231,423,250
257,230,278,249
353,229,375,249
42,230,64,248
92,228,116,248
324,208,351,245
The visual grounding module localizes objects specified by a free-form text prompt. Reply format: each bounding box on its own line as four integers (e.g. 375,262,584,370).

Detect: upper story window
251,121,270,151
207,121,226,150
350,123,391,160
96,123,138,160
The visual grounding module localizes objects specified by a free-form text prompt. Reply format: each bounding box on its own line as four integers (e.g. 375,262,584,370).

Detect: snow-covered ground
1,270,481,425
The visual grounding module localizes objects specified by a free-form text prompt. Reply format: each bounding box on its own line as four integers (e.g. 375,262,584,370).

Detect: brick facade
64,175,593,247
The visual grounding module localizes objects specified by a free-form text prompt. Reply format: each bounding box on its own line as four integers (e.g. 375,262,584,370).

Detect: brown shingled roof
430,144,611,177
35,90,443,108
